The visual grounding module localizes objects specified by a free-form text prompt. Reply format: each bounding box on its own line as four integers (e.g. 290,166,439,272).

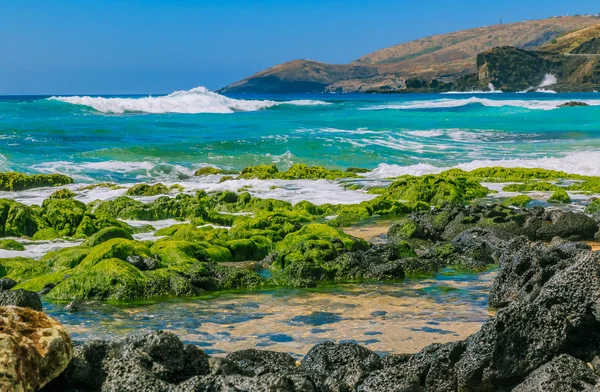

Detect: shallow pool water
44,268,495,358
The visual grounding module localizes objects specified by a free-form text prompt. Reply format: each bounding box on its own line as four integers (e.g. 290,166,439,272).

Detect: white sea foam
441,83,503,94
364,151,600,178
49,86,330,114
0,238,82,260
363,97,600,111
539,74,558,88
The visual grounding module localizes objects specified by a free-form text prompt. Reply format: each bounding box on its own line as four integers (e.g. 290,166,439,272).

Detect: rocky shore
1,166,600,390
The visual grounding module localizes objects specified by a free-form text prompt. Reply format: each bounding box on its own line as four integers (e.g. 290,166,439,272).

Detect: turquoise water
43,269,495,358
1,88,600,182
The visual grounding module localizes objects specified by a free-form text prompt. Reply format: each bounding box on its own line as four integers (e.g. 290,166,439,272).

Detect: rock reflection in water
44,268,495,359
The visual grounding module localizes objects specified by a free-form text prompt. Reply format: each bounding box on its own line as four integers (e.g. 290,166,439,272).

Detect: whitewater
1,87,600,189
49,86,330,114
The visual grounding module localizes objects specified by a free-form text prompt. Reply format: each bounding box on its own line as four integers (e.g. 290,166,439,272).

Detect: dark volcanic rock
326,244,405,281
512,354,599,391
226,349,297,376
38,283,56,295
301,341,383,391
450,227,514,268
0,289,42,310
0,277,17,290
45,331,210,391
489,237,590,309
557,101,590,108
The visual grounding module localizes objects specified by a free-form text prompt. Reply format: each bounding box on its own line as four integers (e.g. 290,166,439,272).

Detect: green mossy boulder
150,240,210,267
0,257,49,282
383,174,489,205
46,258,146,301
82,226,134,247
40,198,87,236
79,238,151,268
586,199,600,215
49,189,76,199
548,189,571,204
194,167,239,176
279,164,357,180
503,195,533,207
126,183,171,197
2,201,39,237
502,182,560,192
0,172,73,192
41,246,90,269
237,164,280,180
273,224,370,269
226,236,272,261
0,239,25,251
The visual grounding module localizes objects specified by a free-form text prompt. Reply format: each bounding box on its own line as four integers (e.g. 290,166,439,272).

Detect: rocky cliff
220,16,600,94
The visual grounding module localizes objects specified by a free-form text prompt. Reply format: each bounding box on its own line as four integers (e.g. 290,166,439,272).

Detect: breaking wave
363,97,600,111
49,86,330,114
365,151,600,178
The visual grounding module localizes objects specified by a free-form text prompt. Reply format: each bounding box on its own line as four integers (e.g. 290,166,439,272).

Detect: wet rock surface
0,306,72,392
42,235,600,391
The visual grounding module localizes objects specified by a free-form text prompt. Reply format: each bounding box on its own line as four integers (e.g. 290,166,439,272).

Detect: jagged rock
489,237,590,309
0,306,72,392
512,354,598,391
0,289,42,310
450,227,514,268
226,349,297,376
45,331,211,391
0,277,17,290
301,341,383,391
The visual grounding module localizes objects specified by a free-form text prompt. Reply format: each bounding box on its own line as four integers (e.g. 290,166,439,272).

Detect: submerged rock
558,101,590,107
0,306,72,392
0,277,17,290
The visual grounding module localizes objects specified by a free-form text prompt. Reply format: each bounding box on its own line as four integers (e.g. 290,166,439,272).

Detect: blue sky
1,0,599,94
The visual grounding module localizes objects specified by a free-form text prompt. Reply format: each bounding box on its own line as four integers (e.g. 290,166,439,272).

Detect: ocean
1,87,600,187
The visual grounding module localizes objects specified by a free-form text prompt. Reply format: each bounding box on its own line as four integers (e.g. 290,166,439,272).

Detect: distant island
219,15,600,94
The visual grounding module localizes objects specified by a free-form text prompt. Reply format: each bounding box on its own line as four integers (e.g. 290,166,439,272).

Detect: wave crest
49,86,330,114
363,97,600,111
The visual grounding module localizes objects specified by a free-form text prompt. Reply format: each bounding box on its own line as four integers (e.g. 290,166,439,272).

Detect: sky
1,0,600,95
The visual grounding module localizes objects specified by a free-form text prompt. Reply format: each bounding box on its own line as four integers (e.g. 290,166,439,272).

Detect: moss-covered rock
503,195,533,207
79,238,151,268
2,201,39,237
226,236,272,261
0,172,73,192
0,239,25,251
585,199,600,215
237,164,358,180
194,167,239,176
78,182,123,191
40,198,87,236
46,258,146,301
126,183,171,197
49,189,76,199
382,174,489,205
82,226,134,247
548,189,571,204
273,224,370,269
0,257,49,282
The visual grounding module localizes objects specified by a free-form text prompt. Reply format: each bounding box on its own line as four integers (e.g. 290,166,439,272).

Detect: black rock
0,277,17,290
126,255,159,271
558,101,590,108
450,227,514,268
0,289,42,311
301,341,383,391
512,354,599,391
226,349,297,376
38,283,56,296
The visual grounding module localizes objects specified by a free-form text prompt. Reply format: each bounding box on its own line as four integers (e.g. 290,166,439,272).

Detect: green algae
194,167,239,176
126,183,171,197
82,226,134,247
0,172,73,192
548,189,572,204
0,239,25,251
503,195,533,207
382,174,489,205
237,164,359,180
49,189,76,199
586,199,600,214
